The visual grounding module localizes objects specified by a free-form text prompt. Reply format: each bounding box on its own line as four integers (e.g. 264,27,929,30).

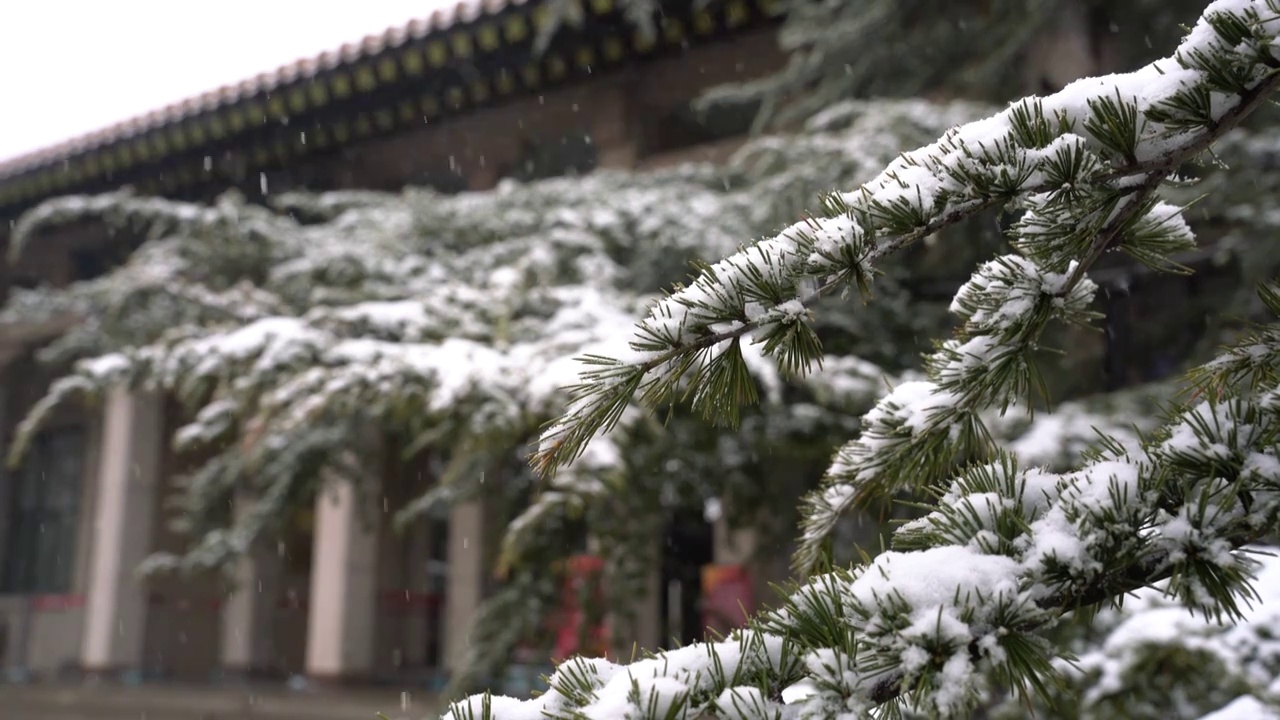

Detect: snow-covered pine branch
534,0,1280,487
453,327,1280,716
442,2,1280,717
983,545,1280,719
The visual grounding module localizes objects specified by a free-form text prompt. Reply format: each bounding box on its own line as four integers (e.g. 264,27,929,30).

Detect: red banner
29,594,85,612
701,564,754,636
552,554,609,661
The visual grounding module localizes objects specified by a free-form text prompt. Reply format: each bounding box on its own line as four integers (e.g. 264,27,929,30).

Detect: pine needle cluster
457,2,1280,717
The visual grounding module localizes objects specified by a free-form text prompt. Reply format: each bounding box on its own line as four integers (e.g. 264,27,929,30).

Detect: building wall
0,27,802,684
371,450,444,677
25,605,87,675
247,29,782,194
249,517,312,679
0,347,101,677
139,400,223,681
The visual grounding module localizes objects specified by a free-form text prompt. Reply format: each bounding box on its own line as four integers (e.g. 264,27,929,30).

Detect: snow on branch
453,380,1280,718
3,96,1002,692
535,0,1280,481
446,2,1280,718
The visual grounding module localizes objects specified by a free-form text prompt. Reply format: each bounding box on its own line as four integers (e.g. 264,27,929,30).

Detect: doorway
659,509,714,649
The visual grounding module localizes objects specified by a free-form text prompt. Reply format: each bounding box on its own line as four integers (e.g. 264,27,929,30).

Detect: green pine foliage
695,0,1223,130
1,100,1007,692
542,1,1216,131
6,2,1280,715
443,2,1280,717
980,547,1280,720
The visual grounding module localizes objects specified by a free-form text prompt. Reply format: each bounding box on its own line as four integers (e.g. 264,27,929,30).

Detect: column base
77,665,148,685
301,672,376,688
217,665,289,684
1,666,33,683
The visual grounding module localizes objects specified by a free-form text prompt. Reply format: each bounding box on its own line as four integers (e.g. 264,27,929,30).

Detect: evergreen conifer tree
441,1,1280,716
0,101,1002,692
5,1,1280,716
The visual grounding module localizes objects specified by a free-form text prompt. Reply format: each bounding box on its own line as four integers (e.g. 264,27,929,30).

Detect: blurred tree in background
4,1,1280,714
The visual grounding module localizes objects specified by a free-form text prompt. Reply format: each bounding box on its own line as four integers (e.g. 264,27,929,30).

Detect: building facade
0,0,791,686
0,0,1230,691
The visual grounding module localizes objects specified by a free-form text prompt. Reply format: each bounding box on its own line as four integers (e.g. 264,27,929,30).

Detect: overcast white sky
0,1,458,162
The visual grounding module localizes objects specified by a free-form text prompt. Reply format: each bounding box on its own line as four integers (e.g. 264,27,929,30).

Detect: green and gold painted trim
0,0,782,217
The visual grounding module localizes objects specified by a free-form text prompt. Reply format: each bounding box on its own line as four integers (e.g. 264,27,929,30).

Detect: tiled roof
0,0,527,184
0,0,780,218
0,0,512,179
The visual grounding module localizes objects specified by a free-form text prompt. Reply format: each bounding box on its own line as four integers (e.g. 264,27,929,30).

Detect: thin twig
1057,68,1280,295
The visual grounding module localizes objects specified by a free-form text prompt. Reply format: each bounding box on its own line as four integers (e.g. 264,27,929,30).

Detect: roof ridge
0,0,521,177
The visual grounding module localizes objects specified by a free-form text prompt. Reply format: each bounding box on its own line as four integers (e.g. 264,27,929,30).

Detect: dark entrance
659,508,715,649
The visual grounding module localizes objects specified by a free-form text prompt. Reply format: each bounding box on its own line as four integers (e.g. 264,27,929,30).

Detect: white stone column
632,547,663,655
0,381,10,579
220,495,281,678
442,499,487,672
80,389,164,674
304,479,380,680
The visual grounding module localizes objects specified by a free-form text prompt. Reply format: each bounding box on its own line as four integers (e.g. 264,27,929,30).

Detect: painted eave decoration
0,0,782,220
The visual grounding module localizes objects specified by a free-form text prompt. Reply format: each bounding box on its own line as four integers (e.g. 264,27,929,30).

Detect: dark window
71,235,142,283
511,130,599,182
414,168,470,195
1,427,87,593
71,248,112,282
647,99,760,156
660,508,715,649
281,507,314,578
10,274,40,290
